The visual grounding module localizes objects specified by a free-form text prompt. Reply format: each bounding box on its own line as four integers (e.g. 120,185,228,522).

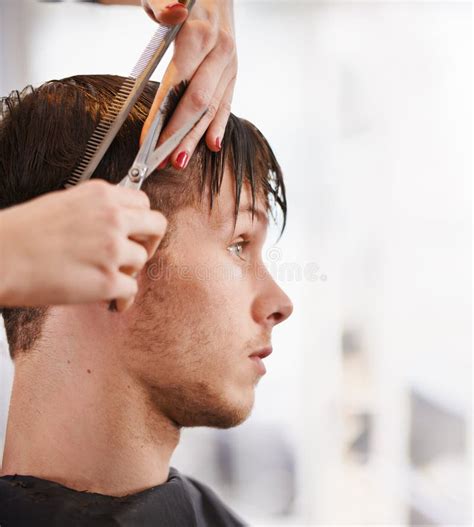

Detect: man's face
122,168,293,429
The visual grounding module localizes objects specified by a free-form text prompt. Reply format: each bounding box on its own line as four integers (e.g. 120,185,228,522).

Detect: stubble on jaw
129,314,256,430
122,253,256,431
146,379,254,430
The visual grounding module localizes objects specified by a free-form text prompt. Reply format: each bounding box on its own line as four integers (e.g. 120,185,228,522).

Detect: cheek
138,242,255,342
168,243,248,305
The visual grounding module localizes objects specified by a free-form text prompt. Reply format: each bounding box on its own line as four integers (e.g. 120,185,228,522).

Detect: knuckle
103,237,122,264
206,102,218,120
136,189,151,209
154,212,168,234
189,88,211,112
192,21,216,51
218,30,235,55
90,179,111,197
82,179,110,202
220,99,232,115
104,204,124,231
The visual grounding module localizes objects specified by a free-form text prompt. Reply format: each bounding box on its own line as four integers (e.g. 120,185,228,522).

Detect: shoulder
173,469,248,527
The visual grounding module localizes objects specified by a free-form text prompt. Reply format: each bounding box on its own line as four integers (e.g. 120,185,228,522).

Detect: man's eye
227,240,249,261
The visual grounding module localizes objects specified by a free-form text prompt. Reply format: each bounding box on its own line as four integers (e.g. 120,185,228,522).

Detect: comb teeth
64,77,137,188
131,25,169,79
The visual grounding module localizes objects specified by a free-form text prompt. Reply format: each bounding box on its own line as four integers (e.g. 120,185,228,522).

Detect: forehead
203,165,269,228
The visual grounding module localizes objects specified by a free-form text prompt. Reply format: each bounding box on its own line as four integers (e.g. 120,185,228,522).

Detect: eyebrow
237,205,269,227
210,204,269,232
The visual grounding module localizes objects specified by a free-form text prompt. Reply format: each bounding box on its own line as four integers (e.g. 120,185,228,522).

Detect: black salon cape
0,467,247,526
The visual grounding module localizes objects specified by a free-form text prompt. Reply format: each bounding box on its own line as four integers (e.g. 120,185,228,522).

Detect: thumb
142,1,188,25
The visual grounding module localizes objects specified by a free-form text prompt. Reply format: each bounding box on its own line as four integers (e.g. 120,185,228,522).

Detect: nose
252,270,294,329
266,296,293,326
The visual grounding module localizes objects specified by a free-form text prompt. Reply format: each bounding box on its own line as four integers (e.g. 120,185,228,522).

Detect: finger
158,44,234,150
123,208,168,261
141,21,218,143
115,295,135,313
124,209,167,241
158,58,233,167
205,75,236,152
112,185,151,210
114,188,150,210
118,239,149,271
130,233,162,261
114,272,137,312
106,272,138,303
143,1,188,25
81,180,150,210
167,63,236,166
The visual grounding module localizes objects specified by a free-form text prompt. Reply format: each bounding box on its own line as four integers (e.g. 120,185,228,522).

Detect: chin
180,404,253,429
179,389,255,429
153,380,256,429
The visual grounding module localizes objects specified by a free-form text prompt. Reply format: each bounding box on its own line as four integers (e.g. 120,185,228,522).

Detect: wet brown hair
0,74,286,358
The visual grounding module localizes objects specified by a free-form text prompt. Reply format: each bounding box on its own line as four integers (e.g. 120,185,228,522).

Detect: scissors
119,93,206,191
64,0,198,190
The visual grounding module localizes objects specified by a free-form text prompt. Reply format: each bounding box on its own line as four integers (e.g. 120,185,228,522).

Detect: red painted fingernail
176,151,189,169
166,3,185,10
215,137,222,150
158,156,170,170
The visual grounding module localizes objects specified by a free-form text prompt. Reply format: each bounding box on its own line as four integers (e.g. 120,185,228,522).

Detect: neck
1,308,180,497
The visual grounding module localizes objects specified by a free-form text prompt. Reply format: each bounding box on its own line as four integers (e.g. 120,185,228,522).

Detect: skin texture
0,168,293,496
0,180,166,310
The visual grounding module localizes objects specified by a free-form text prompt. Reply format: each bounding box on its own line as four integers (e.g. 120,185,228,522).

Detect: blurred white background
0,1,472,525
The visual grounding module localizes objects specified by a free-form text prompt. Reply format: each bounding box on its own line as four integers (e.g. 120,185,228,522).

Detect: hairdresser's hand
0,180,167,312
141,0,237,169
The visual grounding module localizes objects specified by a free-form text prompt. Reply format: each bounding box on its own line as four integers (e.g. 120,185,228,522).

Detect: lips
249,347,272,360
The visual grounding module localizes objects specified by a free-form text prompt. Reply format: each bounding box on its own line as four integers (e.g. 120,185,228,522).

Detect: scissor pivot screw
129,168,142,182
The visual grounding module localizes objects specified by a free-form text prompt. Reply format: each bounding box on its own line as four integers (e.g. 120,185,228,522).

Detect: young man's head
0,75,293,430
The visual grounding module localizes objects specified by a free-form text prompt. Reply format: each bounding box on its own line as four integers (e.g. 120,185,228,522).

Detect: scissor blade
133,87,174,167
146,109,207,175
134,110,165,167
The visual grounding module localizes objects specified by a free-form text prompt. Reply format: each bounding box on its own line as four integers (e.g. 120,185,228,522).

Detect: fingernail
215,137,222,150
158,156,170,170
176,151,189,169
166,3,185,10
